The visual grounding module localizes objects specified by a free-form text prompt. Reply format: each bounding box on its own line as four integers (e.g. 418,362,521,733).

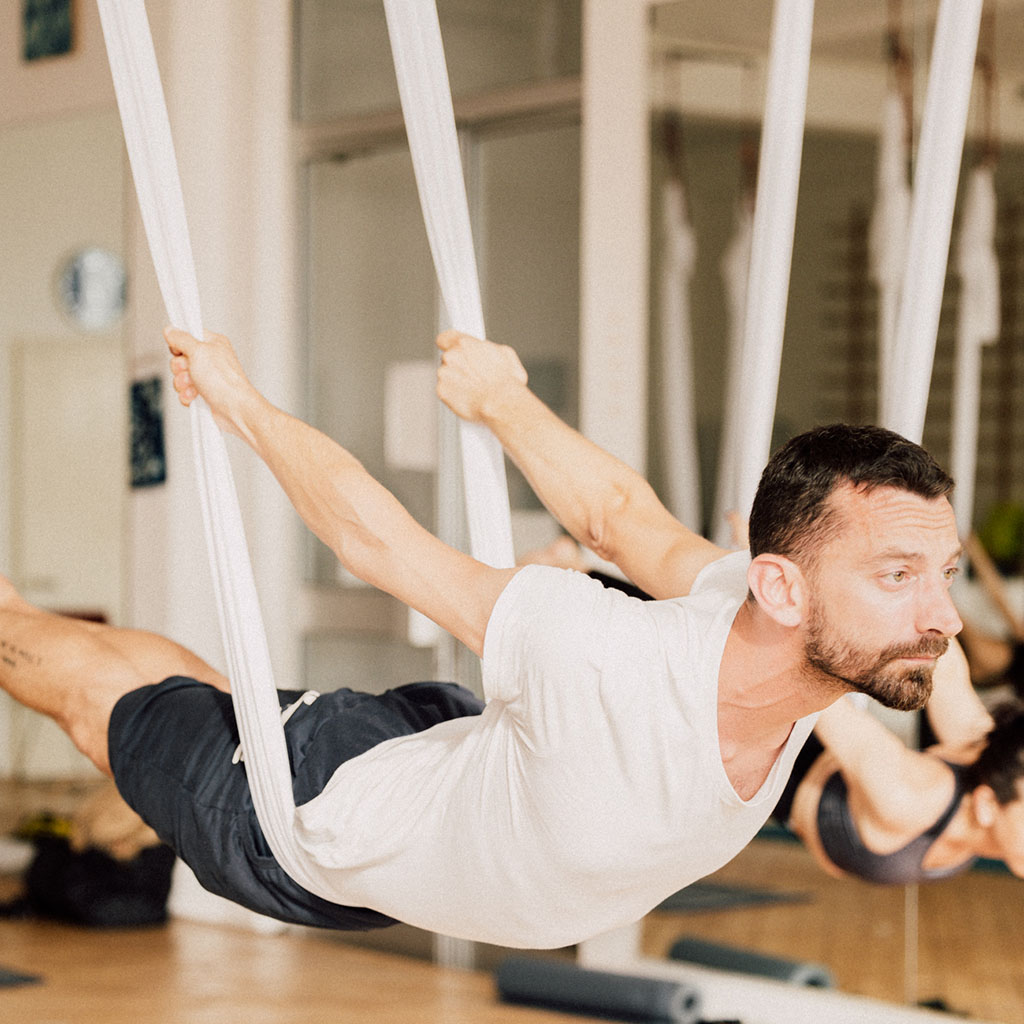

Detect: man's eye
889,571,907,583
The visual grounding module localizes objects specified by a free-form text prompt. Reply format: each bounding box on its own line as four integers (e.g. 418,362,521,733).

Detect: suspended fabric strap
712,195,753,548
869,89,912,409
657,177,702,532
882,0,983,443
382,0,514,570
96,0,337,899
716,0,814,528
98,0,511,905
950,164,1000,535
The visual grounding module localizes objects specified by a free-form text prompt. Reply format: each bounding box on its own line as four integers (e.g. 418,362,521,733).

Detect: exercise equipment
656,116,702,532
495,956,702,1023
882,0,983,443
668,935,834,989
97,0,511,904
714,0,813,535
950,162,1000,535
713,193,754,549
869,89,912,406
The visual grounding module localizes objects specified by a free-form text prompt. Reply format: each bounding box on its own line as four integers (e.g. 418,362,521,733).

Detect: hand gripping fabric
97,0,512,905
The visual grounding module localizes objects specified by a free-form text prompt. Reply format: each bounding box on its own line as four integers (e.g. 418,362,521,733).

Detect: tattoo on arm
0,637,42,671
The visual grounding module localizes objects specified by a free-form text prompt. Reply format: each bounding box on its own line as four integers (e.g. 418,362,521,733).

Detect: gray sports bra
817,759,976,884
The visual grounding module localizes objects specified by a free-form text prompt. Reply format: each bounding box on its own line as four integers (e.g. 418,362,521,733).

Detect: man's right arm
436,331,725,599
923,639,993,749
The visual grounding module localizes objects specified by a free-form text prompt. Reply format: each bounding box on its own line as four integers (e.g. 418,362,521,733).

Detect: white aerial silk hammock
716,0,814,530
97,0,512,903
657,175,701,532
381,0,514,571
882,0,983,443
869,89,912,409
950,164,1000,535
712,194,754,548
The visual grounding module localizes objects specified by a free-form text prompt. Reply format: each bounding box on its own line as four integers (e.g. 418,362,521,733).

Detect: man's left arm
924,639,994,748
166,327,516,656
436,330,727,599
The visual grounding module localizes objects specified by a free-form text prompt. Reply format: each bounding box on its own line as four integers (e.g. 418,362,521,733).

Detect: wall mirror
640,4,1022,1020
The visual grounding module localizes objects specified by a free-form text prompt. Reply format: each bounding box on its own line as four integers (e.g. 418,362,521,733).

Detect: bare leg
0,574,227,776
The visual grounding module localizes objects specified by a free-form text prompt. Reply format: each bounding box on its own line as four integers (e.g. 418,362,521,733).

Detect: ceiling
651,0,1024,80
648,1,1024,141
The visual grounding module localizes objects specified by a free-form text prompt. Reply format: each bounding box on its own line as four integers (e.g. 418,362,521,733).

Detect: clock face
57,247,127,331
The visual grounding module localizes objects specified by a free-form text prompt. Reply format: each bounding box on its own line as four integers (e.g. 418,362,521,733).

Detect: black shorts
108,676,484,930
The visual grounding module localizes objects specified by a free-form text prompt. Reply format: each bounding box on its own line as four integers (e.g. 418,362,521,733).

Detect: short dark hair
964,701,1024,804
747,423,954,566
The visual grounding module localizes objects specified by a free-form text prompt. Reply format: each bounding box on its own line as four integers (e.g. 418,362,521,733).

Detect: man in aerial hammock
0,327,964,947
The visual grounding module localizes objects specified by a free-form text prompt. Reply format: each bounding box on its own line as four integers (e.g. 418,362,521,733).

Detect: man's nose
918,580,962,637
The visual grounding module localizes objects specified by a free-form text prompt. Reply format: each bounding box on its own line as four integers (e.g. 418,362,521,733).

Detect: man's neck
717,600,839,756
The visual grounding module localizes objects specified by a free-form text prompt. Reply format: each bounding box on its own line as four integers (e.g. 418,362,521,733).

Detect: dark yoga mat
0,965,42,988
495,956,702,1022
669,935,834,988
656,881,811,914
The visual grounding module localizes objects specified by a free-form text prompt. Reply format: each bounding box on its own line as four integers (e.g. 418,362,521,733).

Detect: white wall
0,106,126,778
0,0,114,129
0,0,301,777
124,1,301,686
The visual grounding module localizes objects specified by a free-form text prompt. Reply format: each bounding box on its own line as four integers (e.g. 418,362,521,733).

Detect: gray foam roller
495,956,702,1022
669,935,834,988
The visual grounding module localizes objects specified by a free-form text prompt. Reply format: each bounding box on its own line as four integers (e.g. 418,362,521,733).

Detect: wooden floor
642,838,1023,1024
1,780,1021,1023
0,917,602,1024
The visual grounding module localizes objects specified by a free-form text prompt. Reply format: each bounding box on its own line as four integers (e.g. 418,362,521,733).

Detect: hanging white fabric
882,0,983,443
382,0,514,571
950,163,1000,535
98,0,511,905
96,0,334,898
725,0,814,524
712,194,754,548
657,176,701,532
869,89,912,411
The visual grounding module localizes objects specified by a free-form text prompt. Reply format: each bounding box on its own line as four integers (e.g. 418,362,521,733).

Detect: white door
4,336,125,777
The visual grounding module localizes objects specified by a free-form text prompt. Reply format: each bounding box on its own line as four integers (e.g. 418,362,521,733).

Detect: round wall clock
57,247,127,332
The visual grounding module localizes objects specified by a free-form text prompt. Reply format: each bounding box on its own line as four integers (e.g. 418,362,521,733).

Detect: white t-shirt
294,550,817,948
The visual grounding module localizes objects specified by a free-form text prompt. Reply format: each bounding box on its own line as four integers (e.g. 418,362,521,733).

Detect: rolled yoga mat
668,935,834,988
495,956,702,1022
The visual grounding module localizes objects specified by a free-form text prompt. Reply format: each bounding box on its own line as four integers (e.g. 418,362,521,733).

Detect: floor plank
2,779,1020,1023
0,919,593,1024
642,838,1023,1024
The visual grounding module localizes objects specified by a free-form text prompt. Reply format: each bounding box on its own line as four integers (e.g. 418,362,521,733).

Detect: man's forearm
167,327,512,654
436,331,724,597
477,383,723,598
238,400,513,654
242,399,423,589
478,383,641,560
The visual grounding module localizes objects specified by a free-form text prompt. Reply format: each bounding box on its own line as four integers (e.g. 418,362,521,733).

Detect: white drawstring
232,691,321,765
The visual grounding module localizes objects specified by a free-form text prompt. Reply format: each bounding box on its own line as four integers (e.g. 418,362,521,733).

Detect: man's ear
747,554,806,628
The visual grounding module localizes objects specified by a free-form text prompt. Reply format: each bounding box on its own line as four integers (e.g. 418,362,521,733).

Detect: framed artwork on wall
23,0,74,62
130,377,167,488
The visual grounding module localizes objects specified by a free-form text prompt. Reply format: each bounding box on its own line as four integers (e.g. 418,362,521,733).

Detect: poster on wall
23,0,74,62
130,376,167,488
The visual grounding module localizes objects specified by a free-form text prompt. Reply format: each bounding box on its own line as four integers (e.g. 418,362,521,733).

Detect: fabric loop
98,0,512,905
